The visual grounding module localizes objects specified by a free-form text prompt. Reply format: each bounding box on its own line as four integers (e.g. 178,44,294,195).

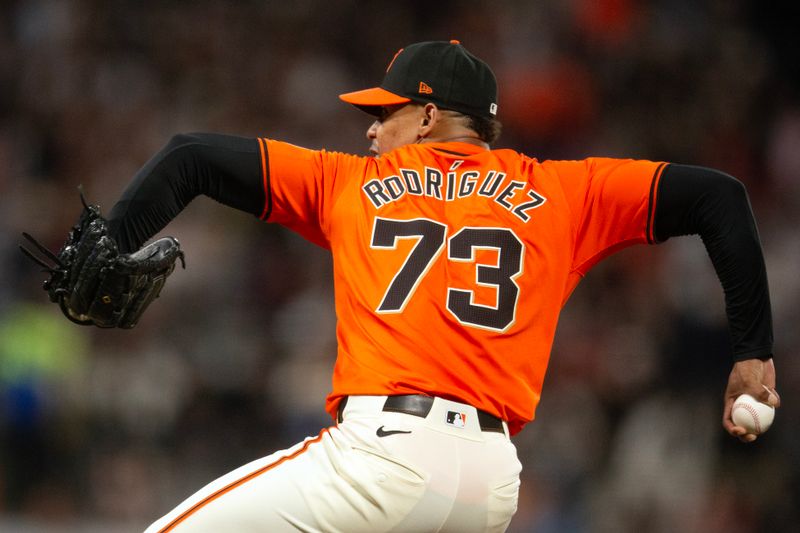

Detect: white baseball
731,394,775,434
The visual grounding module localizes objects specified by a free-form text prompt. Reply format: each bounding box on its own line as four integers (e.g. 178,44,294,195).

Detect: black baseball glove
20,191,185,328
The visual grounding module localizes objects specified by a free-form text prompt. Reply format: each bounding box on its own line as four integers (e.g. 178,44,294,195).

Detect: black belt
338,395,505,433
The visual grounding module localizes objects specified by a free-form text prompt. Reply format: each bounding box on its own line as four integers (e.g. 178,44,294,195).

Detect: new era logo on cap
339,40,498,120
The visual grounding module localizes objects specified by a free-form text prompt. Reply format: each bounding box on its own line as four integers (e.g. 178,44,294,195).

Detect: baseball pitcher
27,40,778,532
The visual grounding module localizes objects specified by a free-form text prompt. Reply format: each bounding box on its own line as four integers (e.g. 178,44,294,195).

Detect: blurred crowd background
1,1,798,532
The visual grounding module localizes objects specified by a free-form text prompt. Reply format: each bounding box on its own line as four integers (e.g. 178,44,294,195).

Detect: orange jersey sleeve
263,138,369,248
543,158,668,301
264,139,664,435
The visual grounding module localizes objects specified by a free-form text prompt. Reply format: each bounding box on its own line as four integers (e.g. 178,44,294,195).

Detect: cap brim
339,87,411,116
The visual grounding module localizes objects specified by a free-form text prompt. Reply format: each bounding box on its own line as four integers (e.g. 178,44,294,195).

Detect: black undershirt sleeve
653,163,773,361
107,133,266,253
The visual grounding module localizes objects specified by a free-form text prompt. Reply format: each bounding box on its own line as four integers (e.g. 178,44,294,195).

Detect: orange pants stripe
158,429,328,532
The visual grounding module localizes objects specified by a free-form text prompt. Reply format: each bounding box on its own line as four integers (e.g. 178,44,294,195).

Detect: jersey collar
424,141,489,156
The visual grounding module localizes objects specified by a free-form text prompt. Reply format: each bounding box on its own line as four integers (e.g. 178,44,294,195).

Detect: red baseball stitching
733,401,761,433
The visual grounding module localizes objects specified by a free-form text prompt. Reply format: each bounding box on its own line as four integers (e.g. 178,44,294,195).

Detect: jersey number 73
370,217,524,332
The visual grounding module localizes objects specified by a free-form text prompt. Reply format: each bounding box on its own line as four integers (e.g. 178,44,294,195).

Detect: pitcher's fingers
762,384,781,407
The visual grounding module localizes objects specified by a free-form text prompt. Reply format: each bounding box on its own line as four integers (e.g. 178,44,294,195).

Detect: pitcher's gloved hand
20,190,185,328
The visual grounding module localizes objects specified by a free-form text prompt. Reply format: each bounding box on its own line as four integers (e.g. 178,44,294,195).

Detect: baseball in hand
731,394,775,434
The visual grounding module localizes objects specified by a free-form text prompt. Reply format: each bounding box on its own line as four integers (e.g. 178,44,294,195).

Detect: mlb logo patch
446,411,467,428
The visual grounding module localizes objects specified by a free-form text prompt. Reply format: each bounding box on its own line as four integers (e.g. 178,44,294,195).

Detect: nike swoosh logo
376,426,412,438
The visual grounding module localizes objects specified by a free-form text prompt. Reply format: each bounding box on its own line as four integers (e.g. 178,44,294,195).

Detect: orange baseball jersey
260,138,666,435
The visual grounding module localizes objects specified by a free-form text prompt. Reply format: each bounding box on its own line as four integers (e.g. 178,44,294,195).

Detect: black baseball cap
339,40,498,119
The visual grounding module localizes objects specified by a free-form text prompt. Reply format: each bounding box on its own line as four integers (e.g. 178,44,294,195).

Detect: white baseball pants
145,395,521,532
